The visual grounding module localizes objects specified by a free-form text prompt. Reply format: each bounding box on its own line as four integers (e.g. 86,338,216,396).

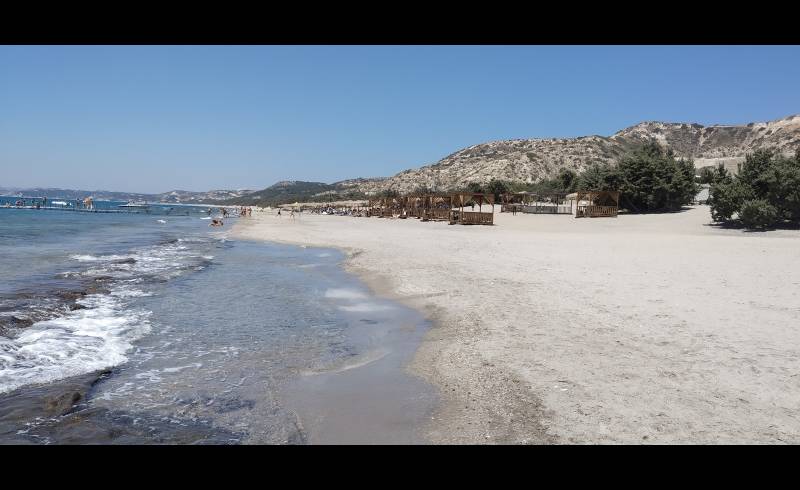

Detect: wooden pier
1,198,216,216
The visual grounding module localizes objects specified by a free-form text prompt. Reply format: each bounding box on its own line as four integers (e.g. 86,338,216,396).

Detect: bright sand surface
233,206,800,444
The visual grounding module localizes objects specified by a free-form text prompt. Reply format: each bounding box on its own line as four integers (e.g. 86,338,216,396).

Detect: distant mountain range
0,187,253,204
6,114,799,207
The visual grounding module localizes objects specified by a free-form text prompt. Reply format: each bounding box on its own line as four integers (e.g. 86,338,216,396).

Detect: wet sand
233,206,800,444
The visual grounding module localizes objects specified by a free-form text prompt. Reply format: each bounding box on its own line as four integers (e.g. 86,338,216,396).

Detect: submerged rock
0,371,243,445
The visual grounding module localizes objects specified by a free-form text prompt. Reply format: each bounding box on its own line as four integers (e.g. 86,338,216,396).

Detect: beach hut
421,194,453,221
449,192,495,225
500,192,529,213
573,190,620,218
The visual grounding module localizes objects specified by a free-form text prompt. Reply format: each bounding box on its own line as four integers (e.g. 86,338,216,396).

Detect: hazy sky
2,45,799,193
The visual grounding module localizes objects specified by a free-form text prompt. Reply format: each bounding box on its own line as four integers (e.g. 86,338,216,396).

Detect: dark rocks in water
90,276,115,282
0,370,109,443
213,397,256,414
0,371,243,445
111,258,136,265
69,303,86,311
30,407,240,445
84,284,109,295
55,290,87,302
10,315,34,327
11,315,34,327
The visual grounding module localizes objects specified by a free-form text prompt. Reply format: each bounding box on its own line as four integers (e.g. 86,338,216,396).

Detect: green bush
709,179,751,222
738,199,778,229
709,149,800,229
558,169,578,192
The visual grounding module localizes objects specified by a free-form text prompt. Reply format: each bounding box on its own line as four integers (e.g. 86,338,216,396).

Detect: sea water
0,206,435,444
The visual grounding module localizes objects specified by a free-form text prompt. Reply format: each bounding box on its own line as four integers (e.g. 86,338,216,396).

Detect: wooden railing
450,210,494,225
422,208,451,221
576,205,618,218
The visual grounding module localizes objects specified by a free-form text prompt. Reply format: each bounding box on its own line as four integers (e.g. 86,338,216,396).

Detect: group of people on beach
305,205,366,217
208,206,255,227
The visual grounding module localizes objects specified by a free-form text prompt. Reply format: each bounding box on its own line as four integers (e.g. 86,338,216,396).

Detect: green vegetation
697,166,716,184
222,181,367,207
376,189,401,199
709,149,800,229
502,141,698,213
466,182,484,193
485,179,509,201
738,199,779,229
610,142,698,212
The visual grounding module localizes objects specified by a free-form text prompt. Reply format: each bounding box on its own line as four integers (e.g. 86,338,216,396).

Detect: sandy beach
233,206,800,444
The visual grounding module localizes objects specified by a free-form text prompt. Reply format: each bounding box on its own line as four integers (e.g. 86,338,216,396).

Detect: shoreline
232,206,800,444
231,213,557,444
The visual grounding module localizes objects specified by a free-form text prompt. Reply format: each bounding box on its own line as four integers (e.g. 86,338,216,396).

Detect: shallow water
0,206,435,444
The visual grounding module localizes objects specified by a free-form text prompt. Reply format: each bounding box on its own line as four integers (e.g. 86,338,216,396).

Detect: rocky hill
350,114,800,195
156,189,254,203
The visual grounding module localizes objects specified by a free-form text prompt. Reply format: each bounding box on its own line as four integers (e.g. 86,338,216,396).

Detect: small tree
486,178,510,201
558,168,578,192
712,163,730,183
697,166,716,184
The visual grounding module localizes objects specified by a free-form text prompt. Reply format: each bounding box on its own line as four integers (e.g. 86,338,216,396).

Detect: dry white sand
232,206,800,444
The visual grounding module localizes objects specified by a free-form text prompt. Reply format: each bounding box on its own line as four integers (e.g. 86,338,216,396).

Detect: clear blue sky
1,45,798,193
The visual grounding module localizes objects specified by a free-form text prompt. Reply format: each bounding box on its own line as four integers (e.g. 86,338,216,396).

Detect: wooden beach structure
421,194,453,221
572,190,620,218
523,192,572,214
501,192,572,214
500,192,526,213
403,195,424,218
449,192,495,225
